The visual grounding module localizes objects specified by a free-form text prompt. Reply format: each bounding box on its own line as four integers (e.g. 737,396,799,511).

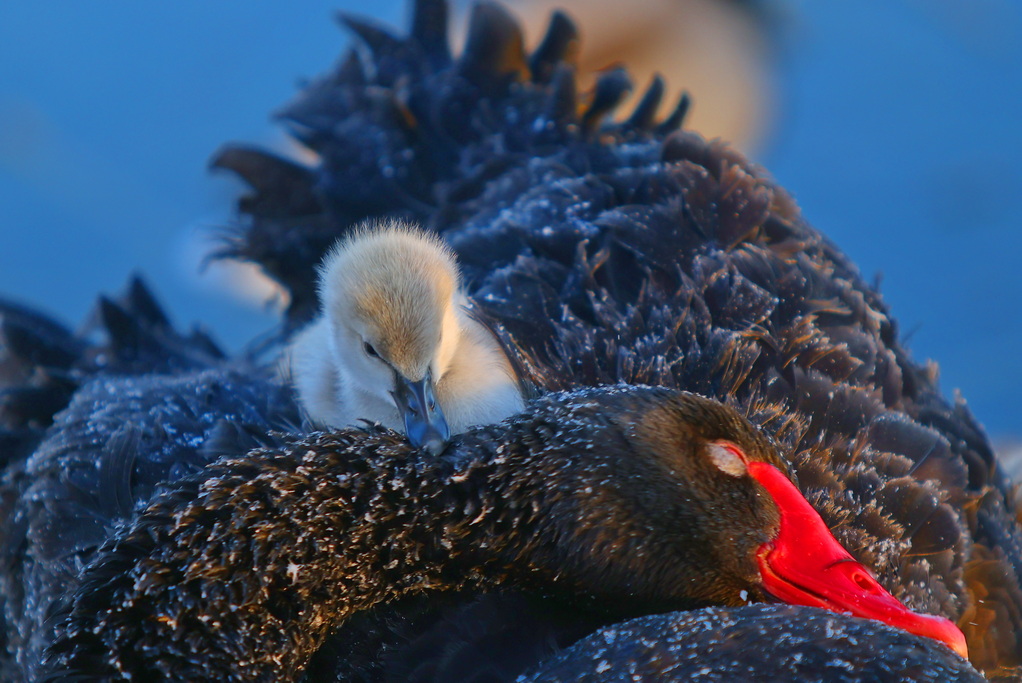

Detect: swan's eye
363,342,379,358
706,441,748,477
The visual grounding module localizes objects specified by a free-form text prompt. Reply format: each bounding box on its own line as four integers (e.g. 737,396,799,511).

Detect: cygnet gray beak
392,369,450,455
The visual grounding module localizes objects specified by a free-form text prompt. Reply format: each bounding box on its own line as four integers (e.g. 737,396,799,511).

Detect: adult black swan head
40,386,967,680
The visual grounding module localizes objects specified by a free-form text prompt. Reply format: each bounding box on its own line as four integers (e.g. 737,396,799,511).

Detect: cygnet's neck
435,297,523,433
285,319,396,429
288,289,522,437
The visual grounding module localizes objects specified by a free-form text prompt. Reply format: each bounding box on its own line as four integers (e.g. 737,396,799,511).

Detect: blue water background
0,1,1019,438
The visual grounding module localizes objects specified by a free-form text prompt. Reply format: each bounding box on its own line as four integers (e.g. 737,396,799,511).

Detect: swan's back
0,279,298,680
212,0,1022,675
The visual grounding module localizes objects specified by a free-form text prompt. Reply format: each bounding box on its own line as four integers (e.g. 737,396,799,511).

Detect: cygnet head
315,222,461,453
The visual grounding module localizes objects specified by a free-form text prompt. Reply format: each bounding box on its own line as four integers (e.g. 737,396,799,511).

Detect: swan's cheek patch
707,441,748,477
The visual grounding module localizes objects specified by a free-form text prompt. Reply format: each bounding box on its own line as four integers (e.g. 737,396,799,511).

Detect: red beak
747,461,969,660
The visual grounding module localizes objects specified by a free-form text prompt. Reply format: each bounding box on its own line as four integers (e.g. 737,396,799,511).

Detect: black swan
0,0,1018,679
207,0,1022,676
40,386,968,680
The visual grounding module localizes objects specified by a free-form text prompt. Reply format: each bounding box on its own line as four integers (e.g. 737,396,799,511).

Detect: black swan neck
43,425,569,681
43,386,782,681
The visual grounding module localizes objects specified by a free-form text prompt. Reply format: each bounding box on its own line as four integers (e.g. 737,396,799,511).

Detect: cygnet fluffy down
288,222,523,453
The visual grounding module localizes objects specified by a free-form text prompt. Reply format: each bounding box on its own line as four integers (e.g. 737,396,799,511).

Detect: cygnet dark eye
363,342,379,358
